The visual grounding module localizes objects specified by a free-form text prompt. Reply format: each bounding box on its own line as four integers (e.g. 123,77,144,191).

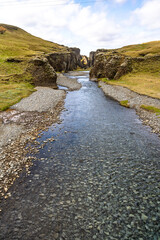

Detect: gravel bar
11,87,66,112
99,81,160,136
57,73,82,90
0,87,66,199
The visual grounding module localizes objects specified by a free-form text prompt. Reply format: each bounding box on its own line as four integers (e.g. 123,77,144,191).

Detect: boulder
90,51,132,80
26,56,57,88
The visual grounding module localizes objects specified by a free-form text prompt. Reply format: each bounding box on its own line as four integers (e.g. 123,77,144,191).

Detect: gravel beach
11,87,66,112
0,73,83,200
99,81,160,136
57,73,82,90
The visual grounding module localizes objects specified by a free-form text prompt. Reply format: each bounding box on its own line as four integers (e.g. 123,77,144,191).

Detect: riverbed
0,72,160,239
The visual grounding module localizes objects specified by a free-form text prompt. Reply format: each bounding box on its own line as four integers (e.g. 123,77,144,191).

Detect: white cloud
0,0,121,54
114,0,127,3
0,0,159,55
134,0,160,29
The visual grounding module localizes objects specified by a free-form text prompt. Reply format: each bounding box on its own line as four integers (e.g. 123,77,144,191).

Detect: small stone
141,213,148,221
127,224,131,229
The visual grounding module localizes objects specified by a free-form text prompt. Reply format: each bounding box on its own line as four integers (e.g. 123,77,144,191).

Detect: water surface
0,72,160,240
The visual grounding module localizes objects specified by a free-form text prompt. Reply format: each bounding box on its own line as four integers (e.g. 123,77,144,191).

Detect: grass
0,23,69,111
101,53,160,99
0,81,36,111
99,40,160,99
120,100,130,108
0,23,68,76
117,41,160,57
140,105,160,115
102,73,160,99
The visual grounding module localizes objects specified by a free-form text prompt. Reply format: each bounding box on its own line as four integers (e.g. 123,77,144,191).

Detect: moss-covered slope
0,24,79,111
90,41,160,99
0,23,69,76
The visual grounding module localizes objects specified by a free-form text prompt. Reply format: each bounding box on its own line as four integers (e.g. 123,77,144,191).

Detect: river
0,72,160,239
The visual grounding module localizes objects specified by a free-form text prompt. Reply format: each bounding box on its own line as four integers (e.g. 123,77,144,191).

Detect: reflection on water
0,72,160,240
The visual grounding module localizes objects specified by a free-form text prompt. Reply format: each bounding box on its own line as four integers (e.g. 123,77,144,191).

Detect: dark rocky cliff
89,47,160,81
90,50,132,80
46,47,89,72
24,47,89,88
89,51,96,67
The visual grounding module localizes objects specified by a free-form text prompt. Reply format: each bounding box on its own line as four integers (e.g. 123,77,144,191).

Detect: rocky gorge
0,25,160,239
89,46,160,137
15,47,89,89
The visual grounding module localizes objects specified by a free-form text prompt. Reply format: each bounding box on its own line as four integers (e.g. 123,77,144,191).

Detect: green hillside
0,23,68,76
117,40,160,57
103,41,160,99
0,24,68,111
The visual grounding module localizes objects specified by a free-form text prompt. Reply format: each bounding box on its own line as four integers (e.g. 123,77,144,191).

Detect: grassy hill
103,41,160,99
0,24,69,111
0,23,68,75
117,41,160,57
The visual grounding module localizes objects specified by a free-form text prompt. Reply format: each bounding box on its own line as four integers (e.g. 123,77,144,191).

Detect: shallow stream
0,72,160,239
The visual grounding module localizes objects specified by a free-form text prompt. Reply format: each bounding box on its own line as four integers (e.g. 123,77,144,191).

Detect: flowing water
0,72,160,240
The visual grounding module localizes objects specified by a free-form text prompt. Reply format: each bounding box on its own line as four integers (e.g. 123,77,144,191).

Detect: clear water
0,72,160,240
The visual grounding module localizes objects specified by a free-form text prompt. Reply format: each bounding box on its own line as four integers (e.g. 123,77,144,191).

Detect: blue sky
0,0,160,55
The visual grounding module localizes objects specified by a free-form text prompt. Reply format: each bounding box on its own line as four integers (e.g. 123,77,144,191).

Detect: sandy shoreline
99,81,160,136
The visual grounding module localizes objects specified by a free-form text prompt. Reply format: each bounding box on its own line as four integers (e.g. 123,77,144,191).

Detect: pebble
141,213,148,221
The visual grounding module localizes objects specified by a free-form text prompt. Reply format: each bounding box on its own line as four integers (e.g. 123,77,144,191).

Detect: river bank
0,71,159,239
0,71,160,201
0,73,82,200
99,81,160,136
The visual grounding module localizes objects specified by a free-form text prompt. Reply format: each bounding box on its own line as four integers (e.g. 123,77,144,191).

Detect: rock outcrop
6,48,89,88
46,48,89,72
26,56,57,88
90,51,132,80
89,51,96,67
23,47,89,87
90,48,160,81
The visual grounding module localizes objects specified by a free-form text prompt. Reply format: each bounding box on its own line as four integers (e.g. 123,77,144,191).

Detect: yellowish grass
0,24,68,76
118,41,160,57
102,73,160,99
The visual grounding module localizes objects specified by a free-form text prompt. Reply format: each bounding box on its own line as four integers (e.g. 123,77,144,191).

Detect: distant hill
117,41,160,57
0,24,85,111
0,23,70,76
0,23,68,58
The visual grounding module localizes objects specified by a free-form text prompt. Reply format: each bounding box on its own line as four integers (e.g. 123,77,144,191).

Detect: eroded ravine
0,72,160,240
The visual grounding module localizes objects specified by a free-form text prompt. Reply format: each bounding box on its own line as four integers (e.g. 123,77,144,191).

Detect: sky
0,0,160,55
